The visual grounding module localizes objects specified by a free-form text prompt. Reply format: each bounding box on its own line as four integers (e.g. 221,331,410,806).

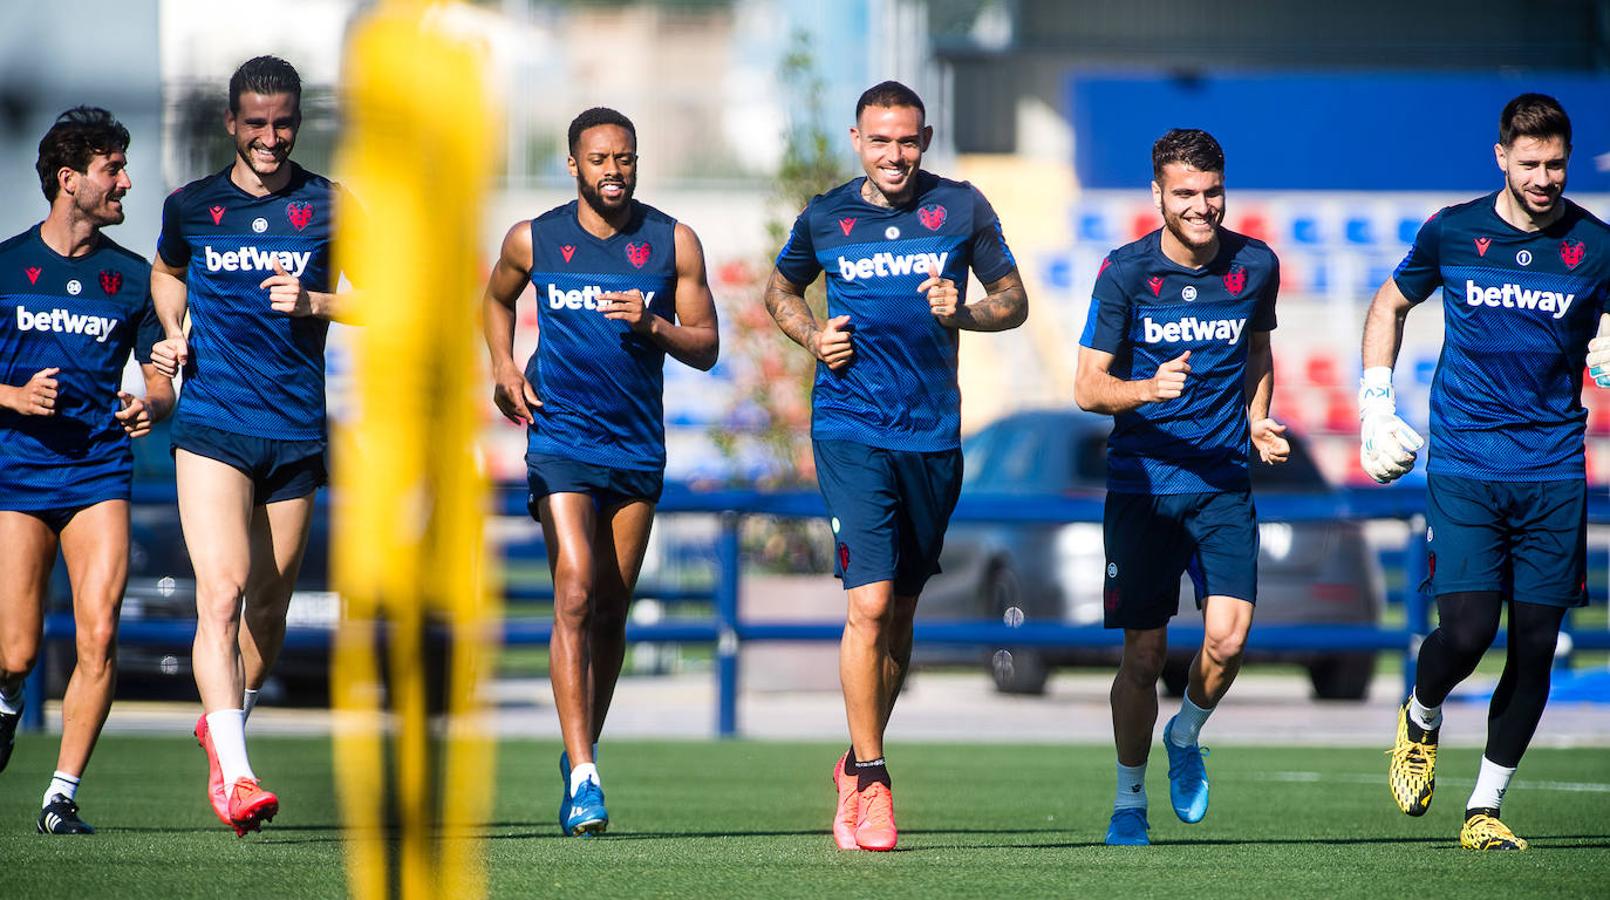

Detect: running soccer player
0,107,172,835
482,107,718,837
766,81,1027,852
1369,94,1610,851
1074,129,1287,847
148,56,352,836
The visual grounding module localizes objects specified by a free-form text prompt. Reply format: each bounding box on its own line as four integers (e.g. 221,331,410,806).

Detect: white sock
206,709,256,785
242,689,260,721
44,771,80,806
1407,691,1442,731
1169,693,1214,747
569,762,600,795
1115,762,1147,810
1466,756,1517,812
0,685,21,715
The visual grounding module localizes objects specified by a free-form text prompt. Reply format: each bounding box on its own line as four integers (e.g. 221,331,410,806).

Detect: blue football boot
558,751,573,833
565,779,609,836
1105,807,1150,846
1163,715,1210,824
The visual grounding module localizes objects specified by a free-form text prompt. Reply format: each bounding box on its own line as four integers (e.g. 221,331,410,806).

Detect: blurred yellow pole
332,3,501,898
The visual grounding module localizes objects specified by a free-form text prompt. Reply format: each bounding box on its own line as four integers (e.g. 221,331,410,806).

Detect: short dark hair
855,81,925,122
229,55,302,114
36,106,130,202
1151,128,1224,179
1499,93,1571,149
567,107,636,155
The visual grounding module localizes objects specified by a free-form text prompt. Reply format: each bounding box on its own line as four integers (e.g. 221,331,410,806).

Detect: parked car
44,419,337,702
919,409,1385,700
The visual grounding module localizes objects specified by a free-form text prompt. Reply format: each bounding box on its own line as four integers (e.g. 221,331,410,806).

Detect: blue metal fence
24,485,1610,736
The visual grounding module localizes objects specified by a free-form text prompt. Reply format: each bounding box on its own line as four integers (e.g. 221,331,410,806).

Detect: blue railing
25,485,1610,736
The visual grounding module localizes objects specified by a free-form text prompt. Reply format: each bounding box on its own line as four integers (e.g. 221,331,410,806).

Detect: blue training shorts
525,451,663,518
1424,474,1587,608
171,418,326,504
813,438,963,596
1102,488,1258,630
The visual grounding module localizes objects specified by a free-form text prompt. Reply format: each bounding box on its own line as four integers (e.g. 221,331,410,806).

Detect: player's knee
194,573,248,610
552,585,595,629
845,596,895,635
1203,627,1246,666
1118,639,1167,684
590,599,628,634
74,616,119,663
0,646,38,682
1442,619,1499,660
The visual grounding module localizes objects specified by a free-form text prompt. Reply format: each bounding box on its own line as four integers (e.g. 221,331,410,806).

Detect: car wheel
1308,653,1375,701
1160,656,1190,698
984,564,1049,695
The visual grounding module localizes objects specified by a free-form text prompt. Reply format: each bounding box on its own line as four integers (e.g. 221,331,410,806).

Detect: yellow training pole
332,3,501,897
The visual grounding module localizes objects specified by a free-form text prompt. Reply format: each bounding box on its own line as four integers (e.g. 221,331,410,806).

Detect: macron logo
836,251,948,282
1142,316,1246,345
547,284,654,311
203,245,310,276
1463,280,1575,319
16,306,117,343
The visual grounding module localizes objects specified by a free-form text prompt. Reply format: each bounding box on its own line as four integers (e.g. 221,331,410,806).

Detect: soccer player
766,81,1027,852
1368,94,1610,851
1074,129,1288,847
148,56,352,836
0,107,172,835
481,107,718,837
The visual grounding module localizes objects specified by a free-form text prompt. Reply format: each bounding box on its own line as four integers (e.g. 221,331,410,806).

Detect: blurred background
3,0,1607,737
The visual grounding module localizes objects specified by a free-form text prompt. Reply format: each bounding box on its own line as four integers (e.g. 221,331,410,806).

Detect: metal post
1402,513,1430,701
714,512,741,738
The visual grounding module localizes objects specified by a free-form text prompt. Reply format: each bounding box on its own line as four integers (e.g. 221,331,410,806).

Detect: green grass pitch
3,735,1607,897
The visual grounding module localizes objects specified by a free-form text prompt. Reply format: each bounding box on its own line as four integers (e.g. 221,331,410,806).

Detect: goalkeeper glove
1358,367,1424,484
1589,334,1610,389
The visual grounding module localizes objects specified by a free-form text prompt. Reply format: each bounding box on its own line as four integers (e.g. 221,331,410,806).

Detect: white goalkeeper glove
1358,367,1424,484
1589,334,1610,389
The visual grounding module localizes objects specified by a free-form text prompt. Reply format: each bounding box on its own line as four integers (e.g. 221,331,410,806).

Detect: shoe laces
1112,807,1147,829
859,783,894,826
1172,742,1209,783
1388,739,1435,778
573,779,603,809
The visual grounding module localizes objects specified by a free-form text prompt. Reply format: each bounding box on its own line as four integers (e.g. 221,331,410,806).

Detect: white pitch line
1254,771,1610,794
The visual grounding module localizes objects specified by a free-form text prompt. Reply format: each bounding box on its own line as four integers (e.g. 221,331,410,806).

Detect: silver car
920,409,1384,699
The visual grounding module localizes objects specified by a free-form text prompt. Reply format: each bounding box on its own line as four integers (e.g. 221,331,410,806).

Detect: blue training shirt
1080,228,1280,495
0,225,162,507
1394,193,1610,481
156,163,337,441
774,172,1018,452
525,200,678,472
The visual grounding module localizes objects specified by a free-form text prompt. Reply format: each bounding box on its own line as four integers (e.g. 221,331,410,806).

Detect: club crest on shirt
99,269,123,296
1223,264,1246,296
1560,240,1585,270
917,204,947,231
286,202,314,231
626,242,652,269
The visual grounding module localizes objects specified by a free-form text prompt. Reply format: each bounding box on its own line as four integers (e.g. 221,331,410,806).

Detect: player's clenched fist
920,275,958,323
151,337,188,378
2,367,60,416
491,361,542,425
114,390,153,438
813,314,855,372
1588,332,1610,389
262,258,314,316
1146,350,1191,402
599,289,650,333
1357,370,1424,484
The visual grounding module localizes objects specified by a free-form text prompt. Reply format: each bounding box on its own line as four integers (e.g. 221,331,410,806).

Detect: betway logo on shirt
836,251,948,282
547,284,654,310
15,306,118,342
1463,281,1575,319
1141,316,1246,345
202,245,311,276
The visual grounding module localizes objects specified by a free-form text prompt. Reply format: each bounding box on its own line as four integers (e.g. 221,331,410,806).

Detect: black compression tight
1414,591,1567,767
